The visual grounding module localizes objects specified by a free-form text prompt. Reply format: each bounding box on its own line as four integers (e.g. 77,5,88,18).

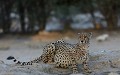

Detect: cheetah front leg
47,56,54,64
82,61,91,73
47,54,55,64
71,60,78,73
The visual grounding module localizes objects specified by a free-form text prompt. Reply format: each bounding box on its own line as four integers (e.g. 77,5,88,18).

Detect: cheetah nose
81,41,83,43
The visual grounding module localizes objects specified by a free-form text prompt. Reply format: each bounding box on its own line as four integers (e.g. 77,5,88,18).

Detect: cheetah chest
75,51,88,64
54,52,72,68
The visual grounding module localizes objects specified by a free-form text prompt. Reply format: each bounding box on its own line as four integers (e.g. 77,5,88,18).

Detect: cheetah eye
79,36,82,38
52,43,54,44
84,36,87,38
81,40,83,43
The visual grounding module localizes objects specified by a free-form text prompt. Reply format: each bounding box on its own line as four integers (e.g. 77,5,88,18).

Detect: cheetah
7,32,92,64
7,32,92,73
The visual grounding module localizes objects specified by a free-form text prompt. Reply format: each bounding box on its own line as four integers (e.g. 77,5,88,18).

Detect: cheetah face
78,32,92,44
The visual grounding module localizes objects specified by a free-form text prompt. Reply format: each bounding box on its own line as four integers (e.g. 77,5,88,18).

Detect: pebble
0,60,4,64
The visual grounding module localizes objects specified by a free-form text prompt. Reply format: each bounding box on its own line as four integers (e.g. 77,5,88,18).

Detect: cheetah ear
88,32,92,38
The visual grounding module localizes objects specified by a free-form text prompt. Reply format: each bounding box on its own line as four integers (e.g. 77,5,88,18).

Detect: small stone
101,50,106,53
109,60,118,68
0,60,4,64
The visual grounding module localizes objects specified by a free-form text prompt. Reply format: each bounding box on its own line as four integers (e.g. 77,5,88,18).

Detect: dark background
0,0,120,34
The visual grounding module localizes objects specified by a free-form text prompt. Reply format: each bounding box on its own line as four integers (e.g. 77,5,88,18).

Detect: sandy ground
0,32,120,75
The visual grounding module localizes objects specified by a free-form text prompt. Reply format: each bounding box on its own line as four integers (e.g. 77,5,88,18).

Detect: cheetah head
78,32,92,44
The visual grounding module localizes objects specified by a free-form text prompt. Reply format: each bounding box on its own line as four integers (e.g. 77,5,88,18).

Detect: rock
96,34,109,42
109,59,120,68
0,60,4,64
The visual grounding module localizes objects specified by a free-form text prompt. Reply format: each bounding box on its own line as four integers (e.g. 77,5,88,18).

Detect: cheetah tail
7,56,42,65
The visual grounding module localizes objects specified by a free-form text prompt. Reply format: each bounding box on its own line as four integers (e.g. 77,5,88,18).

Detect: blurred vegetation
0,0,120,34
